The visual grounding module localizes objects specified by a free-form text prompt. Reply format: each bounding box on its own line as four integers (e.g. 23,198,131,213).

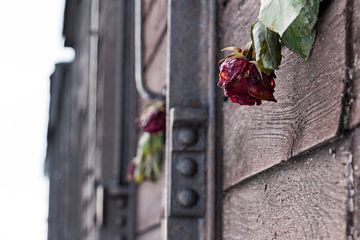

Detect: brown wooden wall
218,0,360,239
135,0,167,239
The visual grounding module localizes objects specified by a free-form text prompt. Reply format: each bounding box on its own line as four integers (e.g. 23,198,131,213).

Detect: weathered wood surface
144,34,167,94
137,226,162,240
143,0,167,66
140,0,166,103
352,130,360,238
143,0,154,14
220,0,347,189
349,0,360,129
136,173,165,232
223,138,351,240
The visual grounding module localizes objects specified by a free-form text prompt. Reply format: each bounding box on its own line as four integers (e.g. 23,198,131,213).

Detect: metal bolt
176,158,197,177
178,128,197,146
115,199,126,208
115,216,126,227
177,188,198,207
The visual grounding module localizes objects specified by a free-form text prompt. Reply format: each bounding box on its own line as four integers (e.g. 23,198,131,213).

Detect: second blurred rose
127,101,165,184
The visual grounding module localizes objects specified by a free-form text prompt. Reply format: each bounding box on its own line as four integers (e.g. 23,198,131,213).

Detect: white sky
0,0,73,239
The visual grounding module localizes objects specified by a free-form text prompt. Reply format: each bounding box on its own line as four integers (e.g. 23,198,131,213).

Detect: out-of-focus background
0,0,72,239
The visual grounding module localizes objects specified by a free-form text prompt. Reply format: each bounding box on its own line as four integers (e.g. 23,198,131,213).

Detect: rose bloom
218,57,276,106
140,101,166,133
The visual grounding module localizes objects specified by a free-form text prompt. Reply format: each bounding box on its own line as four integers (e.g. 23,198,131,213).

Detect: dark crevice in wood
223,126,360,193
339,0,355,133
319,0,334,17
345,0,355,238
222,136,328,194
290,133,296,158
143,24,167,71
136,222,161,236
221,0,231,8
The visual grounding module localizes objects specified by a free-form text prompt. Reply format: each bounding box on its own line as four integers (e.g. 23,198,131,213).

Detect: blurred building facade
46,0,167,239
46,0,360,240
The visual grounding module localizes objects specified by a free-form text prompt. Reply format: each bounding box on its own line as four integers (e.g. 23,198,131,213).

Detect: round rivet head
176,158,197,177
178,129,197,146
115,216,126,227
177,188,198,207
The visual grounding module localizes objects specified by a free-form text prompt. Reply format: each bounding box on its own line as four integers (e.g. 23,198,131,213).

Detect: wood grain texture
143,0,167,66
143,0,156,15
144,33,167,94
220,0,347,189
137,226,162,240
136,173,165,232
223,138,351,240
349,0,360,128
352,129,360,238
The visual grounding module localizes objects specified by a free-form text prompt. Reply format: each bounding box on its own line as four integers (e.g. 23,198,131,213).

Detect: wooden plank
220,0,347,189
144,35,167,94
137,226,162,240
352,130,360,238
136,173,165,232
218,0,260,49
143,0,167,66
143,0,156,17
349,0,360,128
223,138,351,240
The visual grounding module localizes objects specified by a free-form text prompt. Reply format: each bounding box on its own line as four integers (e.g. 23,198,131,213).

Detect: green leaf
135,132,163,183
137,132,151,156
281,0,320,60
251,21,281,73
259,0,306,36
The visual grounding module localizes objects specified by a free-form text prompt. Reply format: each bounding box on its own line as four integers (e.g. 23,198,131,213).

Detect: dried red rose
218,57,276,106
140,101,166,133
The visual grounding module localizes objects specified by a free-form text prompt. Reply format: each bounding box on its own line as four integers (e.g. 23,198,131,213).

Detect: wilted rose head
140,101,166,133
218,51,276,106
